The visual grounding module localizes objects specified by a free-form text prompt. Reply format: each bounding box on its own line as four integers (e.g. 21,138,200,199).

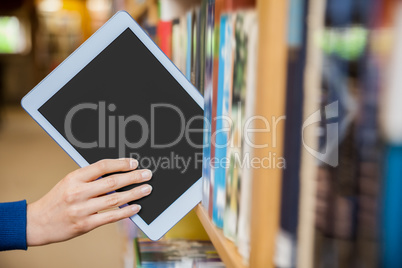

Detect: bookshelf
200,0,289,267
189,0,288,267
195,204,247,268
194,0,289,266
127,0,289,267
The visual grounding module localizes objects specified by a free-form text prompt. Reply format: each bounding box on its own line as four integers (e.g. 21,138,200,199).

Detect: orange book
225,0,255,11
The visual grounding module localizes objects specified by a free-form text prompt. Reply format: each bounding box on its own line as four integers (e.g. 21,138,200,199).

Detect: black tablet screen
38,28,203,225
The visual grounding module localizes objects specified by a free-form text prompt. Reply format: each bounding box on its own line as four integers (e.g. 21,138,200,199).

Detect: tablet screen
38,28,203,225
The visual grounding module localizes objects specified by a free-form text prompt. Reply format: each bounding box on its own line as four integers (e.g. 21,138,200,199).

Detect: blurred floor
0,105,125,268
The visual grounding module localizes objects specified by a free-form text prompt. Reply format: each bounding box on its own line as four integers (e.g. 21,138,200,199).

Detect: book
382,146,402,268
170,15,187,75
186,10,193,80
274,0,307,267
157,20,172,59
205,0,216,218
211,2,225,194
224,12,250,242
179,15,188,75
236,10,258,264
159,0,201,21
376,1,402,267
195,0,208,94
171,18,181,69
201,0,215,213
136,238,225,267
202,86,212,211
212,13,234,229
297,0,326,267
201,30,213,212
224,0,256,11
191,7,200,87
223,127,240,242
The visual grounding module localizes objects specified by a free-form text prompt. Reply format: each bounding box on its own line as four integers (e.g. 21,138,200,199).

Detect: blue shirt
0,200,27,251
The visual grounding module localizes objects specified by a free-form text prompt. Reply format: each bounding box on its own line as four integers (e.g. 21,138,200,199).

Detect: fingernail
130,159,138,169
141,184,152,194
132,204,141,212
141,170,152,180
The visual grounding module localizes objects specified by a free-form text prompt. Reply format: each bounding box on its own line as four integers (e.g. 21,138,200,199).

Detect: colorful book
378,2,402,267
223,121,240,242
236,10,257,264
202,84,212,210
204,0,216,218
210,0,225,224
136,239,224,267
224,12,250,242
201,1,213,211
213,13,234,229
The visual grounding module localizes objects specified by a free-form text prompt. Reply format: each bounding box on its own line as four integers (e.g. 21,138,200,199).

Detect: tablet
21,11,204,241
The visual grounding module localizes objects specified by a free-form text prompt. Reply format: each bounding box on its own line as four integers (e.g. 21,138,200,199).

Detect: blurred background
3,0,402,267
0,1,158,267
0,0,155,106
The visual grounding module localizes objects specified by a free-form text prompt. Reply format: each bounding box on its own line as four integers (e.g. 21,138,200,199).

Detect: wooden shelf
194,204,248,268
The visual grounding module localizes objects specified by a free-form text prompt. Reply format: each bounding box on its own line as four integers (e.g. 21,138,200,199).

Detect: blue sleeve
0,200,28,251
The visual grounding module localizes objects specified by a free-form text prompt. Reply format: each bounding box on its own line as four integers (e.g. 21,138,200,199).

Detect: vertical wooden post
249,0,288,267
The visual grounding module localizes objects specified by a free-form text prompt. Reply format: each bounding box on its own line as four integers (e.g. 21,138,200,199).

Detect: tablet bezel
21,11,203,241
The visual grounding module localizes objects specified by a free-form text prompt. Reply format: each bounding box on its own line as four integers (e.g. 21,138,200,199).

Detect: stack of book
135,238,225,267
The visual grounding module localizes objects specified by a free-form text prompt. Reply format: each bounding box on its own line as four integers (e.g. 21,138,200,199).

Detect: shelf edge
194,204,248,268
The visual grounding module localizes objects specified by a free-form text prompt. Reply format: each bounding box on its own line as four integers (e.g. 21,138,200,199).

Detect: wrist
26,201,49,247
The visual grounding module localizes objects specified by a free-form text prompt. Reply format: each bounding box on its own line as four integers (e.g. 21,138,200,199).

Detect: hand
26,158,152,246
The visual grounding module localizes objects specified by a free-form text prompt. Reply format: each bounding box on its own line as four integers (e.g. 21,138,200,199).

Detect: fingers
89,204,142,229
76,158,139,182
85,169,153,198
86,184,152,215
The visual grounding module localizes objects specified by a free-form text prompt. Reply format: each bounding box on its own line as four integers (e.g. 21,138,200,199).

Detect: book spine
195,0,208,94
382,145,402,267
191,7,200,87
179,16,188,75
297,0,325,266
206,0,216,219
202,90,212,210
224,12,246,242
379,2,402,267
236,10,258,264
201,1,214,213
171,18,181,68
186,11,193,81
213,13,231,229
157,20,172,59
275,0,307,267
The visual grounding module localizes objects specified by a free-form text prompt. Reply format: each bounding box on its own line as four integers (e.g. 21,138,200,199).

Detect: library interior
0,0,401,267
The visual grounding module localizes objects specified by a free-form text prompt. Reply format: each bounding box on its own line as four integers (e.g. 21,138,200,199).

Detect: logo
302,101,339,167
